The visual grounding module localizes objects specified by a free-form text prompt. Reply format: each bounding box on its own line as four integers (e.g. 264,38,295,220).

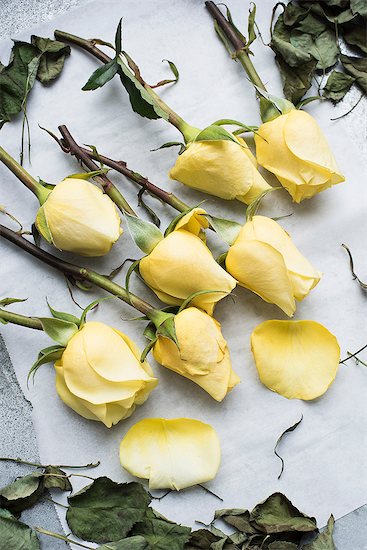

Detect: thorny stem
0,146,50,205
35,528,94,549
0,225,161,322
0,309,43,330
0,457,100,468
53,29,200,143
57,125,137,216
81,146,190,213
205,1,267,92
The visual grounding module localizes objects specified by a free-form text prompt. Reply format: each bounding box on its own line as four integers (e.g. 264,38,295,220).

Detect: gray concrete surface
0,1,366,549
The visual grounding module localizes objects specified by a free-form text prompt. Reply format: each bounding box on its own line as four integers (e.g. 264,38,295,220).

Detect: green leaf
66,477,151,543
340,54,367,93
303,515,335,550
30,36,70,84
323,70,355,103
47,300,80,325
271,17,311,68
214,508,256,534
185,528,233,549
98,537,150,550
342,20,367,54
124,212,163,254
274,414,303,480
43,466,72,491
115,18,123,56
0,508,40,550
350,0,367,17
268,543,298,550
250,493,317,534
28,345,64,383
0,473,44,515
131,507,191,549
151,59,180,88
247,3,257,47
39,317,79,346
0,297,27,308
116,54,168,120
290,15,339,71
207,215,242,246
82,59,119,91
276,55,317,104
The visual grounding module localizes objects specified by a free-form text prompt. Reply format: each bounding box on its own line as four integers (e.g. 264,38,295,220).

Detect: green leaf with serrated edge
303,515,335,550
0,508,40,549
124,213,163,254
323,71,355,103
65,168,109,179
246,187,281,221
43,466,72,491
156,316,179,347
290,22,339,71
207,215,242,246
214,508,256,534
0,297,27,308
271,16,311,68
66,477,151,543
250,493,317,534
39,317,78,346
276,55,317,104
247,3,257,47
27,346,64,383
177,289,225,313
46,300,80,325
82,59,119,91
131,507,191,550
115,18,123,56
340,54,367,93
0,473,44,515
98,536,150,550
79,297,113,326
116,55,168,120
35,205,53,243
342,20,367,55
30,36,70,84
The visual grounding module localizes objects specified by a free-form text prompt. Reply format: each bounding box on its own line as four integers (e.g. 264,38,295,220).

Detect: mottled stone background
0,1,366,548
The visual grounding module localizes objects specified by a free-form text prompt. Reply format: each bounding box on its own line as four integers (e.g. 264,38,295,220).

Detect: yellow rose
153,307,240,401
37,178,122,256
139,209,236,314
251,320,340,400
226,215,321,316
55,321,157,427
255,110,344,202
169,137,271,204
120,418,221,490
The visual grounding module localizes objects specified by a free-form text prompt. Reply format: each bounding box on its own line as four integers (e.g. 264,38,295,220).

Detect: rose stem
0,146,50,205
53,29,200,143
0,308,43,330
57,125,137,216
35,528,94,550
80,146,190,213
205,1,267,92
0,456,100,469
0,224,163,324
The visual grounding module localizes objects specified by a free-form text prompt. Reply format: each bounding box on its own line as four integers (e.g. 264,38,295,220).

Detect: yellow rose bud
226,215,321,317
120,418,221,490
255,110,345,202
251,320,340,400
153,307,240,401
54,321,157,427
139,209,236,314
169,137,271,204
37,178,122,256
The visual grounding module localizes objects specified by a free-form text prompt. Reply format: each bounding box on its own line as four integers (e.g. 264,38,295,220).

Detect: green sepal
207,215,242,246
137,189,161,228
35,204,53,244
124,213,163,254
296,95,323,109
151,141,186,155
47,300,80,326
27,344,65,383
193,124,240,145
212,118,259,135
143,322,156,342
125,259,141,297
65,168,109,180
216,252,228,268
255,86,295,122
151,59,179,88
156,315,179,348
39,317,79,346
246,187,282,221
140,338,157,363
79,297,114,326
0,297,27,308
177,289,225,313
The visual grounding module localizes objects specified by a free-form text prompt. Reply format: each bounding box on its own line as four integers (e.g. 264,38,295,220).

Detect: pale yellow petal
43,178,121,256
139,230,236,313
119,418,221,490
55,363,102,422
226,239,296,316
251,320,340,400
174,207,209,236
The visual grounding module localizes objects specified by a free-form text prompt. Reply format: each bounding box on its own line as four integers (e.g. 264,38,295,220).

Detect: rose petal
120,418,221,490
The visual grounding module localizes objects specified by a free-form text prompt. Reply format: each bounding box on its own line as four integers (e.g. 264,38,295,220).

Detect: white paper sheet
1,0,367,543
